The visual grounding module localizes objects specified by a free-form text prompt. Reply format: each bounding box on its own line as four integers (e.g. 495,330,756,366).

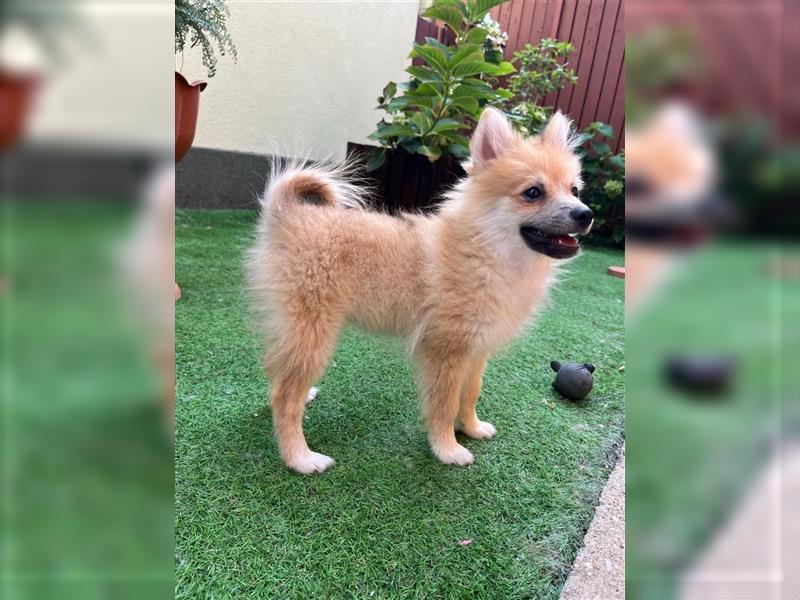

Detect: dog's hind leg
416,350,474,466
456,355,496,440
265,318,340,475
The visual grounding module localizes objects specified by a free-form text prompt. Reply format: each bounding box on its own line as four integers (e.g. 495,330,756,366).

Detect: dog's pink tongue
554,234,578,248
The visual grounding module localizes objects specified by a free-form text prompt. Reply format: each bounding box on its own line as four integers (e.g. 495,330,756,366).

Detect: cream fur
246,111,589,474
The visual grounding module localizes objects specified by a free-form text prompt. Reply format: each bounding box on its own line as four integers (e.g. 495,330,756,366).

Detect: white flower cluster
387,112,408,125
511,103,530,116
481,14,508,51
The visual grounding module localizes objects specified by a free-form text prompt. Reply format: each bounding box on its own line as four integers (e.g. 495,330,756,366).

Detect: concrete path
560,445,625,600
681,439,800,600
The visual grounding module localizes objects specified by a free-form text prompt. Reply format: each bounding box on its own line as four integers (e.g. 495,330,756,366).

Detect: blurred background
625,1,799,599
1,0,174,597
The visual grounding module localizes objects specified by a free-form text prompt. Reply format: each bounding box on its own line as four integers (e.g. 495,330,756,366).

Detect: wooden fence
417,0,625,151
625,0,788,134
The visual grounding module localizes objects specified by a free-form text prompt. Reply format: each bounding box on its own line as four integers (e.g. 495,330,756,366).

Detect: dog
246,108,593,474
625,103,721,314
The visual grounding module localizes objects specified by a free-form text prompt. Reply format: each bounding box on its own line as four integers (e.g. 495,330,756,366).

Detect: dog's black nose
570,206,594,226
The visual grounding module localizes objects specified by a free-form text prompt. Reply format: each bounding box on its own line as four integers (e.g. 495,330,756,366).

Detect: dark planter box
347,142,465,214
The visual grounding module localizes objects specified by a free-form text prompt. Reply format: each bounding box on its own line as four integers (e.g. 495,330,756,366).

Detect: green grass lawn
175,209,625,599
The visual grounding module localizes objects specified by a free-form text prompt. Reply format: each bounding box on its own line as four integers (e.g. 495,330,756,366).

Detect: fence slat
546,0,565,39
578,1,620,130
530,0,548,43
556,0,591,119
567,1,605,128
594,2,624,128
545,0,576,109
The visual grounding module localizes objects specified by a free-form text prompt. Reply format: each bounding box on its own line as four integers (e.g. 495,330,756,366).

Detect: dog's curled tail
260,158,370,214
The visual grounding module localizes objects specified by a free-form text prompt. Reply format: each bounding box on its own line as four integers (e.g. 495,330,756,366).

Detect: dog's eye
522,186,542,201
572,186,579,197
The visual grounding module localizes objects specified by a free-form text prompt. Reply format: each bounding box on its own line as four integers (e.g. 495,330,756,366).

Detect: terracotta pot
0,69,40,153
175,72,207,163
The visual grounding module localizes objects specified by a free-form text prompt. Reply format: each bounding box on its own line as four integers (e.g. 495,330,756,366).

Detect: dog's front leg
417,351,474,466
457,354,497,440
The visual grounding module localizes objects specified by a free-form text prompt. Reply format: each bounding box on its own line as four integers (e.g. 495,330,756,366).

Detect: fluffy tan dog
247,109,593,474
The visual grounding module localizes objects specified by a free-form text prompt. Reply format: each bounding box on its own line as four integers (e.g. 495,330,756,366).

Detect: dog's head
461,108,591,260
625,103,722,246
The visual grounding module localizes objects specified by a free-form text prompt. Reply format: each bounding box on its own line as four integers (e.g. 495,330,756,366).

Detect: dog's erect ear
471,108,515,171
542,111,575,150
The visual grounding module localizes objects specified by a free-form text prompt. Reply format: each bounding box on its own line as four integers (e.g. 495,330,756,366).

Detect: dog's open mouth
519,226,580,259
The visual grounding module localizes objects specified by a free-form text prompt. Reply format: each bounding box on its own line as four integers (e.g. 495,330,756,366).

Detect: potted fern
174,0,236,162
0,1,79,152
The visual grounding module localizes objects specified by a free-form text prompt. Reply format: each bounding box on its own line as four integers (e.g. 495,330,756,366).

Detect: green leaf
463,27,488,45
591,142,612,156
413,82,445,98
441,132,470,146
596,123,614,137
452,83,495,100
432,118,463,133
582,162,600,174
425,37,451,54
448,96,480,113
399,138,422,154
447,142,471,158
452,82,484,96
368,124,417,140
382,82,397,102
387,97,411,111
462,77,493,87
422,4,465,36
452,60,494,78
407,95,438,111
411,111,432,134
406,66,442,83
410,43,449,76
366,148,387,171
449,44,483,69
607,154,625,170
485,61,516,76
418,145,443,162
467,0,507,21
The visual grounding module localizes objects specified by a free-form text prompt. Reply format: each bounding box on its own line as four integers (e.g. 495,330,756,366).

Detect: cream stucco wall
4,3,173,151
177,1,420,160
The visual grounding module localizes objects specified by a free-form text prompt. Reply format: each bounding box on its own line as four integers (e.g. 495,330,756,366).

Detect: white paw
285,450,335,475
305,386,318,405
432,443,474,466
461,420,496,440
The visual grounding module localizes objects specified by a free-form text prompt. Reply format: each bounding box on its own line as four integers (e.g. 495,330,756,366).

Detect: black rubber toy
551,361,595,401
664,354,735,396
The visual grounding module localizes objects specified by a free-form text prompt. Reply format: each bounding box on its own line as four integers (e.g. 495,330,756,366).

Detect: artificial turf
175,209,625,599
3,203,173,599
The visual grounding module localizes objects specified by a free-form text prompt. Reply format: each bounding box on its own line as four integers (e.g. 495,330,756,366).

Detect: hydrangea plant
501,38,578,136
366,0,514,169
576,121,625,245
